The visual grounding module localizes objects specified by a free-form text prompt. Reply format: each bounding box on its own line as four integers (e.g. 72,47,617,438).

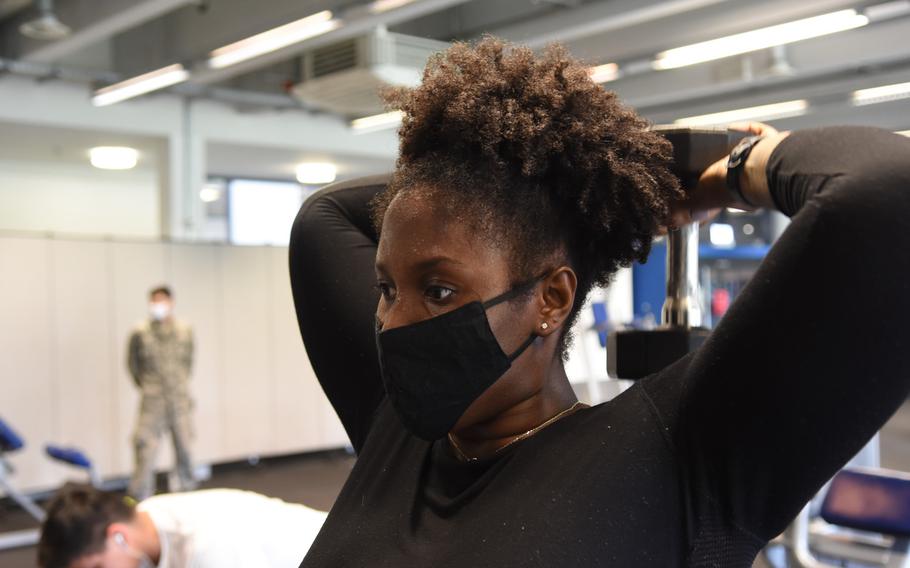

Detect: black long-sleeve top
289,127,910,567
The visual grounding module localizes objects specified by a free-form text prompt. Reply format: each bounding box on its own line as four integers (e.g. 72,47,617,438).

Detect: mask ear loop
507,333,539,362
481,272,550,310
482,272,552,361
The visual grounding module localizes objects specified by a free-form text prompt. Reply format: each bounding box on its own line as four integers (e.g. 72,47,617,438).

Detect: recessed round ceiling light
296,162,337,185
89,146,139,170
199,185,222,203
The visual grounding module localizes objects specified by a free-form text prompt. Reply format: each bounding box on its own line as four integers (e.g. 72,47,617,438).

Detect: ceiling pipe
0,56,310,111
0,55,117,83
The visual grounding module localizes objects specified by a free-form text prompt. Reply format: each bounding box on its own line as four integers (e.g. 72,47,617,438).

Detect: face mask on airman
149,302,171,321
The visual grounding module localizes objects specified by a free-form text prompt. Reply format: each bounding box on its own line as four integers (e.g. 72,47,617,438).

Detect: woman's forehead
376,192,508,273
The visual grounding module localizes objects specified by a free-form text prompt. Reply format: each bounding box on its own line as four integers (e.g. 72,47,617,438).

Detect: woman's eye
375,282,395,301
425,285,454,302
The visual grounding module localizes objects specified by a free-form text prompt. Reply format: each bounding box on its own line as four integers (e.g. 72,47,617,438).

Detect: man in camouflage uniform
127,285,196,500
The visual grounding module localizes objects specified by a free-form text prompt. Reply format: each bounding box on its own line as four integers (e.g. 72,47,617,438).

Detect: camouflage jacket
127,319,194,399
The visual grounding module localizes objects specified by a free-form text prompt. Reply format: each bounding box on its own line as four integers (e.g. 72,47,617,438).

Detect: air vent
310,39,359,78
293,28,449,117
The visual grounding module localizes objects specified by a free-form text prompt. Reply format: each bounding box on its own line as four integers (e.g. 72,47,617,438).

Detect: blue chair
46,444,100,487
590,301,609,348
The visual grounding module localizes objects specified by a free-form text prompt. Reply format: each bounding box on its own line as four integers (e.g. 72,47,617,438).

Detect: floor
4,402,910,568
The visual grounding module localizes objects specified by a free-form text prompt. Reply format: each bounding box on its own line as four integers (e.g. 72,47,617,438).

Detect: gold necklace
448,401,587,462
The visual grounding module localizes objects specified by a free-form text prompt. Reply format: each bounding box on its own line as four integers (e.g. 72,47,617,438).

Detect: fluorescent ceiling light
674,100,808,127
92,64,189,107
898,129,910,137
852,81,910,105
90,147,139,170
351,110,404,134
296,162,337,184
653,9,869,70
208,11,339,69
709,223,736,248
369,0,417,13
588,63,619,84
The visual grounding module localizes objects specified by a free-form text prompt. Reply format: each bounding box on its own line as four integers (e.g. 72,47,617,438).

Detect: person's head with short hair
148,286,171,301
148,285,173,322
38,483,159,568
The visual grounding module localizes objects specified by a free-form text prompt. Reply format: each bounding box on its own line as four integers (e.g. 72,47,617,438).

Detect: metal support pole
661,223,702,329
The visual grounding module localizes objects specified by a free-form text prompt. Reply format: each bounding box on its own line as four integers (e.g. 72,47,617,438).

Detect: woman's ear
537,267,577,336
106,522,129,545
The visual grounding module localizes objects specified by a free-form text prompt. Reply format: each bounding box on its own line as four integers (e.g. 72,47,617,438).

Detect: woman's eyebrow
413,256,464,271
375,256,463,276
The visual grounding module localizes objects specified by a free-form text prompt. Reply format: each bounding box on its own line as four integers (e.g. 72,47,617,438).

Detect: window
228,179,309,246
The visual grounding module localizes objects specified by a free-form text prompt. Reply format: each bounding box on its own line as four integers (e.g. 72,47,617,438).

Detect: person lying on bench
37,483,327,568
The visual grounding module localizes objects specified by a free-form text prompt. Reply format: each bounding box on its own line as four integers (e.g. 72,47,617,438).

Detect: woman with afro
290,37,910,566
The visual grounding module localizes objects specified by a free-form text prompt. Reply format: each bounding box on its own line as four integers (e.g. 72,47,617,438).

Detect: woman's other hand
667,122,789,228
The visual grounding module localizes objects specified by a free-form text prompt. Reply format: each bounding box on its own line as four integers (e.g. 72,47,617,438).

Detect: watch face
729,139,752,168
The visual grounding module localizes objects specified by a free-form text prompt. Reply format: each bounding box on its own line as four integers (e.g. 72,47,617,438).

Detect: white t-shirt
138,489,328,568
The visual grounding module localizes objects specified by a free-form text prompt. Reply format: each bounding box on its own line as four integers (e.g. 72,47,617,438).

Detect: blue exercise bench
817,468,910,567
0,416,99,550
45,444,100,487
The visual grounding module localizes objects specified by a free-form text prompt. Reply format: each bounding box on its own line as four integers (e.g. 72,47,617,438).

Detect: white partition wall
0,238,57,489
169,243,225,465
268,248,325,455
51,240,118,486
0,235,349,493
220,246,272,458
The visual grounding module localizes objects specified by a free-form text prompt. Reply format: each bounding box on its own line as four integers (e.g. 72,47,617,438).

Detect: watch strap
726,135,764,206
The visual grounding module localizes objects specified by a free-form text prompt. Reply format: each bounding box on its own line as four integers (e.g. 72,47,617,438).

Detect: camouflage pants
128,395,196,500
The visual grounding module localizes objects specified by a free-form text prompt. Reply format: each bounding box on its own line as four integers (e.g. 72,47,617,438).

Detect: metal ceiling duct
19,0,70,41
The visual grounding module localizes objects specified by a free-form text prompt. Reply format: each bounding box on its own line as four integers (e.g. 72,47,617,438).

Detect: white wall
0,159,160,238
0,235,348,493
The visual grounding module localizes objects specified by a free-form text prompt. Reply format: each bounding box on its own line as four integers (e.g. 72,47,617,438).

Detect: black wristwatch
726,135,764,206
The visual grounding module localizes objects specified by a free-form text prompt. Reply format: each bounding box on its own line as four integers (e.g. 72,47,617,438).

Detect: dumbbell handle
661,222,702,329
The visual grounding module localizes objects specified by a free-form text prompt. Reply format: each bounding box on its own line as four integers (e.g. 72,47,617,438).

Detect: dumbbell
607,127,748,379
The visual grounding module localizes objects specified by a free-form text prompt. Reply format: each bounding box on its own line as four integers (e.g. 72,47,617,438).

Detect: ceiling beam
632,50,910,116
22,0,197,63
488,0,734,49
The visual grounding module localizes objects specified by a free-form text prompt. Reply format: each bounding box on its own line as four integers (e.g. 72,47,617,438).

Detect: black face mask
375,278,542,441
